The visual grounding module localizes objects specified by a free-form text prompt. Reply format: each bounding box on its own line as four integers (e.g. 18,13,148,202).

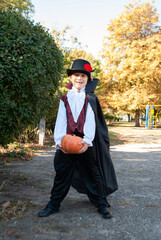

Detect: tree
0,0,34,18
0,10,63,146
101,0,161,126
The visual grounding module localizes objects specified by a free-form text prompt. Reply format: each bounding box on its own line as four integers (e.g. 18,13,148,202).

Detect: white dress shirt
54,86,96,147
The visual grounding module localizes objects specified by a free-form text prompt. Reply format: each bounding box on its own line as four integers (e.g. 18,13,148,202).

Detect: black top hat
67,59,94,81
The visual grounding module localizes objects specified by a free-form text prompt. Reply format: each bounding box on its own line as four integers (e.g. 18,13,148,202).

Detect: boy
38,59,118,219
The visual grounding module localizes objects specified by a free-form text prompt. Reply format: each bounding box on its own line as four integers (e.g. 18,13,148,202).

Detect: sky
31,0,161,58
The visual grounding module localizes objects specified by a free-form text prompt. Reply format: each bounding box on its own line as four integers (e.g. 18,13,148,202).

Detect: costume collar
72,86,85,93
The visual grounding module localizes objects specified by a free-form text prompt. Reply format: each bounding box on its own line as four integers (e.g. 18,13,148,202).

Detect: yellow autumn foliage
100,0,161,117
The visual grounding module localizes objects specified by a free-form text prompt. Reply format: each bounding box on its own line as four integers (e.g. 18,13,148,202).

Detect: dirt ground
0,122,161,240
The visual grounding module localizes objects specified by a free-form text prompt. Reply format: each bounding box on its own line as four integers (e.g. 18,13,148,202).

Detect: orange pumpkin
61,134,83,154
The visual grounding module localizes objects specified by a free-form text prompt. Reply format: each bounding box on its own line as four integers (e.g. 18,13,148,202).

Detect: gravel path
0,142,161,240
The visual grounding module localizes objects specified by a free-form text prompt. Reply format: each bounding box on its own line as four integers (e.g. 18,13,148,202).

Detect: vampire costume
47,78,118,211
38,59,118,218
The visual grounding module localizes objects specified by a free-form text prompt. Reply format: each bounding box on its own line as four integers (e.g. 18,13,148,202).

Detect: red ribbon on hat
84,64,92,72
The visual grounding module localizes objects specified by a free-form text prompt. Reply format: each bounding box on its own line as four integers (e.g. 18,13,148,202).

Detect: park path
0,127,161,240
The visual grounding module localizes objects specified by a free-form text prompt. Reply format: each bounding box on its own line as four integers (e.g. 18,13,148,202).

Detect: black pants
48,148,109,210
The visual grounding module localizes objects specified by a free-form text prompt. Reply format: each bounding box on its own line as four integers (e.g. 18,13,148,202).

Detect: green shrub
45,90,62,132
0,10,64,146
104,113,117,120
158,113,161,118
17,125,39,143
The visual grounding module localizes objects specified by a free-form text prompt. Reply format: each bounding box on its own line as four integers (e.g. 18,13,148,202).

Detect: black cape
71,78,118,196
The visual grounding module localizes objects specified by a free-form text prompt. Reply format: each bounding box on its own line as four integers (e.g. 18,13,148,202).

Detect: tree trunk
39,118,45,145
127,114,131,122
135,109,140,127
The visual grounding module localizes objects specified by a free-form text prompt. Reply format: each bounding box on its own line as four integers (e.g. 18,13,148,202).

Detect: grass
0,200,33,221
0,135,54,165
108,130,125,146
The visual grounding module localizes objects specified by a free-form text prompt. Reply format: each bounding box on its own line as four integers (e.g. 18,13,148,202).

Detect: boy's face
69,72,88,90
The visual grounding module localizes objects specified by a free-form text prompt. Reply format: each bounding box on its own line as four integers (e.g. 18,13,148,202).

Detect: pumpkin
61,134,83,154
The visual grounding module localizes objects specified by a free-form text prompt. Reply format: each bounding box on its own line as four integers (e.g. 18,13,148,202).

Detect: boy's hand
78,141,89,154
59,144,69,154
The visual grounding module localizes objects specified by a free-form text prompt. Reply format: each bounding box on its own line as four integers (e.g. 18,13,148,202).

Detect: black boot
38,205,59,217
98,207,112,219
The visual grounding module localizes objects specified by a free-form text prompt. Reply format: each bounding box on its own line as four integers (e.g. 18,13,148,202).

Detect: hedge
0,10,64,146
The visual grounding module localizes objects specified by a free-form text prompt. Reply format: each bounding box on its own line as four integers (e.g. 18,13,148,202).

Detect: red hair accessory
84,64,92,72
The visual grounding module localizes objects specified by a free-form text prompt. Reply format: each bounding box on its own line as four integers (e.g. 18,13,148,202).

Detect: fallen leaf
2,201,10,212
47,173,53,176
0,181,6,191
7,230,14,234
